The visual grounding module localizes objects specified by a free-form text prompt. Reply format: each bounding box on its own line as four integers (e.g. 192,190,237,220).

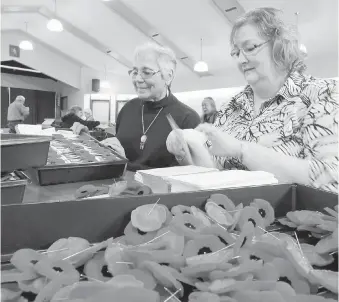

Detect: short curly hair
133,42,177,87
69,106,82,115
230,7,307,73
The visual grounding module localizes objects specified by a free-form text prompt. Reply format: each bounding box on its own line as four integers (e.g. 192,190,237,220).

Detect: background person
7,95,29,134
61,106,100,130
167,7,338,193
201,97,218,124
83,108,94,121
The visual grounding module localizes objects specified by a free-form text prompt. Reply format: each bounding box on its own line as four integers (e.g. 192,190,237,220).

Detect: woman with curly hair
167,7,338,193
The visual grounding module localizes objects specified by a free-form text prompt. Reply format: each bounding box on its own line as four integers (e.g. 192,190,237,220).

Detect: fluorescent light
100,80,110,88
0,65,41,73
194,61,208,72
19,40,34,50
47,19,63,32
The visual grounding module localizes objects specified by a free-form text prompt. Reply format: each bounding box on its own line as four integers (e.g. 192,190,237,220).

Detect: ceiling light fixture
100,65,111,88
100,81,110,88
47,0,63,32
194,38,208,72
19,40,34,51
47,19,63,32
19,22,34,51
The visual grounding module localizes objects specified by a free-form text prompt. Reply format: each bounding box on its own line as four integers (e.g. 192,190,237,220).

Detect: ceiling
1,0,338,86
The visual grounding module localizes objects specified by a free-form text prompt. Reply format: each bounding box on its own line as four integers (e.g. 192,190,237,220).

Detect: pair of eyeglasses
127,69,160,79
230,40,271,59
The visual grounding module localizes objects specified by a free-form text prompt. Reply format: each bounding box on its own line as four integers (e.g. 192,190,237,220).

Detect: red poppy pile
1,194,338,302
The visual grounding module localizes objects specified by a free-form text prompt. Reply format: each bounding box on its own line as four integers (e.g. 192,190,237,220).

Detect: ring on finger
205,140,212,148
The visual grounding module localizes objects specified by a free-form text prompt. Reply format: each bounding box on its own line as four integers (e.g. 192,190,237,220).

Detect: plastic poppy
271,257,311,294
250,199,275,227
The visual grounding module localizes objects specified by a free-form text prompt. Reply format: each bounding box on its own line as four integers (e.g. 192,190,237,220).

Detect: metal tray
1,171,29,205
0,134,51,173
30,134,128,185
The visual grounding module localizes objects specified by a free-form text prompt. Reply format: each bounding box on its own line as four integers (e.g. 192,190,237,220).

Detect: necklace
140,104,163,150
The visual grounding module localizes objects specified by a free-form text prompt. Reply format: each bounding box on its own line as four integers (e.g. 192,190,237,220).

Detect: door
91,99,110,124
36,90,56,124
1,87,10,128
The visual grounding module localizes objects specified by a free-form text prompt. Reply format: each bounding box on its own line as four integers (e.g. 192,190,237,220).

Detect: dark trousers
8,120,23,134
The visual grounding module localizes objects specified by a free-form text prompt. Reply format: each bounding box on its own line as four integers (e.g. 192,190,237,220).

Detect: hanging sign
9,45,20,58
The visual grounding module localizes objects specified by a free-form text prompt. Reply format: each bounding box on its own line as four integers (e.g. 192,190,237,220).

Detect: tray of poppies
1,193,338,302
28,134,128,185
45,135,122,166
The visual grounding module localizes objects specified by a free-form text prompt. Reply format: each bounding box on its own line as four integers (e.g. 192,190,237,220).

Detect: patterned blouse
214,71,338,193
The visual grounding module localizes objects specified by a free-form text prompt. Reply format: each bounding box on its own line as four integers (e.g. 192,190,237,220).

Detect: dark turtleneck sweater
116,92,200,171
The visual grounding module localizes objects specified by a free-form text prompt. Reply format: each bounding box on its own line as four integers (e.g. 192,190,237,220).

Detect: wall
306,52,338,78
1,31,82,89
64,67,132,110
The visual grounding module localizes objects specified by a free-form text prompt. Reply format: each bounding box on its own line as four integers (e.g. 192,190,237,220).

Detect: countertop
20,171,135,204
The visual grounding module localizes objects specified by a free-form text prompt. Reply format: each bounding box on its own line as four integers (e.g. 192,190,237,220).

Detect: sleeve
300,80,338,192
74,116,100,130
212,98,248,170
115,105,125,134
19,104,29,116
181,110,201,129
127,162,151,172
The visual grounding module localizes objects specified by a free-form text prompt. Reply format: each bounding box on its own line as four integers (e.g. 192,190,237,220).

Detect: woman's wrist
175,153,186,162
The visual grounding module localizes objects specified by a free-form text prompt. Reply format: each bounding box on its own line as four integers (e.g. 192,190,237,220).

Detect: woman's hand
166,129,186,158
195,123,242,158
71,122,89,135
166,129,189,162
101,137,126,158
166,129,216,168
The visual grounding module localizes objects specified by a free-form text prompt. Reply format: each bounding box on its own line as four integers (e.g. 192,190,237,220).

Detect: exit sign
9,45,20,58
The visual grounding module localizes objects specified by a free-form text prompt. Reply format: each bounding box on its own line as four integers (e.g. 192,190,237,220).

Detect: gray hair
83,108,92,115
134,42,177,85
203,97,217,111
69,106,82,115
15,95,25,102
230,7,307,73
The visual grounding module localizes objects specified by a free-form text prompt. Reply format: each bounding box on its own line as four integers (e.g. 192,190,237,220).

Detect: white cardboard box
166,170,278,192
135,166,218,193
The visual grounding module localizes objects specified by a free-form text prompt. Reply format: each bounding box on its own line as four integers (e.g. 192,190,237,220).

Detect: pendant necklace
140,104,163,150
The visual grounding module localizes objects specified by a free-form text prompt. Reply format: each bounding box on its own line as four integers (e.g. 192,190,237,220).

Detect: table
21,171,135,204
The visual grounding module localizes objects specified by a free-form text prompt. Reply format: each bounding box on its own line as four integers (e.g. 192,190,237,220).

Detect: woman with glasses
167,7,338,193
201,97,218,124
101,42,200,171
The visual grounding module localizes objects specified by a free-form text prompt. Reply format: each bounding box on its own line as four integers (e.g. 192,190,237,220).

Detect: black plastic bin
29,132,128,185
30,160,127,186
0,134,51,173
1,171,29,205
1,184,337,300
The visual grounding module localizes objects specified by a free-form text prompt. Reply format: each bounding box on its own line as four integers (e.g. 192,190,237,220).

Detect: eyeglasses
128,68,160,79
230,40,271,59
